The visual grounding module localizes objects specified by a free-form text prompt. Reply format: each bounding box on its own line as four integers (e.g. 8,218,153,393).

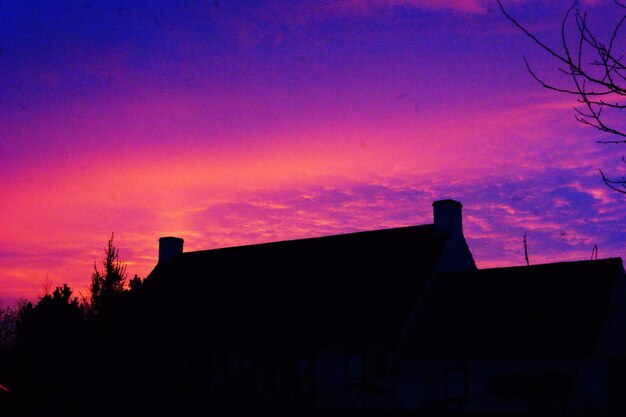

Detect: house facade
141,199,626,415
407,258,626,415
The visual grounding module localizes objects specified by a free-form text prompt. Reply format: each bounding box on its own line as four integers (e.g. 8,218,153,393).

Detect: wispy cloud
1,157,623,301
338,0,491,14
174,161,623,270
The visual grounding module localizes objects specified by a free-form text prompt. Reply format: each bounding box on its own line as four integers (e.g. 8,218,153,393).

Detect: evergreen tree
13,284,85,416
88,233,127,316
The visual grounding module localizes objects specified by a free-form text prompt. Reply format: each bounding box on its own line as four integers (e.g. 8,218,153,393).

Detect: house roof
144,224,449,347
411,258,625,358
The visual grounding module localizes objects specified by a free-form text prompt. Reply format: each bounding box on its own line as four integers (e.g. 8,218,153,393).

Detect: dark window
297,353,315,400
373,352,391,387
445,367,468,401
239,353,255,378
346,352,365,385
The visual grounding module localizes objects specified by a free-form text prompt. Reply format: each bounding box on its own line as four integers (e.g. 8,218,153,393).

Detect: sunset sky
1,0,625,302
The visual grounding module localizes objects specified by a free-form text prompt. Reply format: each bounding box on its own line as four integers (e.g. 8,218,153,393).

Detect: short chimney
158,237,184,264
433,199,463,236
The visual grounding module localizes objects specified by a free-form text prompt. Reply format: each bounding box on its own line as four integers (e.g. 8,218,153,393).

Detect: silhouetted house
141,199,626,415
409,258,626,415
142,199,476,412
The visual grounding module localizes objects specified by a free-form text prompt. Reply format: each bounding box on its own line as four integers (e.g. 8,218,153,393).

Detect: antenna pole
523,231,530,266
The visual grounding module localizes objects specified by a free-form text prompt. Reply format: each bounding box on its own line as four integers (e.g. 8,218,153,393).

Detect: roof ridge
181,223,436,256
472,257,624,272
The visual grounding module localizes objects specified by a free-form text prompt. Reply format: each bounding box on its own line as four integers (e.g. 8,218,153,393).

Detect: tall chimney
158,237,184,264
433,199,463,236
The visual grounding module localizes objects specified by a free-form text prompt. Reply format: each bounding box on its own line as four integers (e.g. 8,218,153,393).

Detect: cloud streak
1,156,623,302
178,162,623,270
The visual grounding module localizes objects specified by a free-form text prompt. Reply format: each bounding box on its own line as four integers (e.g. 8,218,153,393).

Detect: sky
1,0,625,303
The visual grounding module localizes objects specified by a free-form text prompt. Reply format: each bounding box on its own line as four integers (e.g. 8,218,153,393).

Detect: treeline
0,235,158,417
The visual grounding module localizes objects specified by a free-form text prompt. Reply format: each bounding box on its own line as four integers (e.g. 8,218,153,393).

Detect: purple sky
1,0,624,302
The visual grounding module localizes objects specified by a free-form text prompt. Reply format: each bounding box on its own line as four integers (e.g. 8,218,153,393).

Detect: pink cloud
1,155,623,302
1,81,618,302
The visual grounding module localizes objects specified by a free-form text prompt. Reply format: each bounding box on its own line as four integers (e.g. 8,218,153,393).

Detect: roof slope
412,258,625,357
144,225,449,347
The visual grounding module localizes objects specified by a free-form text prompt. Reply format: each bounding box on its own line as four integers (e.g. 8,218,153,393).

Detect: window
297,353,315,400
445,367,468,401
373,352,391,387
238,353,255,380
346,352,365,385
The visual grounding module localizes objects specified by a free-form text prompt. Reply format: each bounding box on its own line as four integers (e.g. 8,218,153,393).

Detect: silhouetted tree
0,303,19,350
127,274,144,296
12,284,85,416
88,233,127,316
2,236,146,416
16,284,84,346
498,0,626,193
77,236,150,416
0,302,19,413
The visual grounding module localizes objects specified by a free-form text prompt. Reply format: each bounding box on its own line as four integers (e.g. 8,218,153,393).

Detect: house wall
596,266,626,414
218,349,316,408
598,267,626,358
434,232,476,273
314,349,345,408
313,348,395,410
400,357,607,414
200,347,396,411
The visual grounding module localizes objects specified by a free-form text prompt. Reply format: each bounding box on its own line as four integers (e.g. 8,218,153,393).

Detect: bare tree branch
601,168,626,193
498,0,626,193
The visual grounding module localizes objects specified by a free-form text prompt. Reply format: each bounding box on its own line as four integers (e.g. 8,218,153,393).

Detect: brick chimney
158,236,184,264
433,199,463,236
